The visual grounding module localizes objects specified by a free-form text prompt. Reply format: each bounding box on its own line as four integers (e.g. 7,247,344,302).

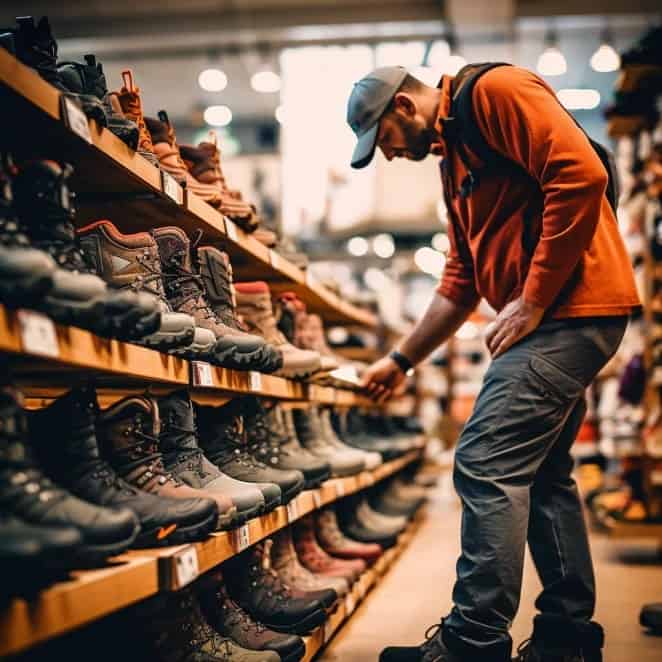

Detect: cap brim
351,122,379,169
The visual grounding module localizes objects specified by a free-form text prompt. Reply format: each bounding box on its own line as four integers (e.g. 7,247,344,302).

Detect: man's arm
362,293,472,402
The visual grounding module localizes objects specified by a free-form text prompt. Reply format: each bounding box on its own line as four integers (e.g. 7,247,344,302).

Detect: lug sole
0,271,53,308
263,607,327,635
72,520,141,566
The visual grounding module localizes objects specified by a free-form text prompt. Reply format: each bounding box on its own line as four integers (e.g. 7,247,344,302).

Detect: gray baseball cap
347,66,408,169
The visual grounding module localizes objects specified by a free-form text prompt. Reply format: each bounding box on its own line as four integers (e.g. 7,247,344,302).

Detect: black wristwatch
389,350,414,376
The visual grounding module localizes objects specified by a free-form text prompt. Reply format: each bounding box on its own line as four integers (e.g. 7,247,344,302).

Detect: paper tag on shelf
335,481,345,498
225,219,239,242
191,361,213,387
650,470,662,485
174,547,199,588
61,96,92,143
286,499,299,522
249,371,262,391
233,524,250,552
305,271,318,289
270,250,285,272
345,592,356,614
17,310,59,358
161,170,183,205
312,490,322,508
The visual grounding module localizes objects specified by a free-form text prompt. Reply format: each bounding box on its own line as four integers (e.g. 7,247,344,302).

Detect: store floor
321,478,662,661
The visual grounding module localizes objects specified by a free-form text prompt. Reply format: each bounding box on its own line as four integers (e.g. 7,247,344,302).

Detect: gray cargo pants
441,315,629,661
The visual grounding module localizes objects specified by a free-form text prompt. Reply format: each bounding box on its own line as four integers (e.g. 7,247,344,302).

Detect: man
347,65,640,662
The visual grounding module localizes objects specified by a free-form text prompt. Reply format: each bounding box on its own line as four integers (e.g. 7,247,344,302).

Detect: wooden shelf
0,555,159,658
0,49,377,329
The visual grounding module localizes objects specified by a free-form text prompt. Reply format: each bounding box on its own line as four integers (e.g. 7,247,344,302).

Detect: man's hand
484,296,545,358
361,356,407,403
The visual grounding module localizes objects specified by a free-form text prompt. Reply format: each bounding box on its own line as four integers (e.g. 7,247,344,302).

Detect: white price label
249,371,262,391
233,524,250,552
312,490,322,508
335,481,345,498
17,310,59,358
61,96,92,143
305,271,318,289
225,219,239,242
345,593,356,614
161,171,183,205
650,470,662,485
286,499,299,522
174,547,199,588
191,361,213,386
270,250,284,272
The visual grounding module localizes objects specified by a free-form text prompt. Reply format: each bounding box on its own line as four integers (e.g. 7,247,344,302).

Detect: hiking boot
223,540,327,635
380,623,464,662
180,132,260,231
196,398,303,505
0,387,139,564
145,112,223,205
158,390,264,527
244,398,330,489
319,406,381,470
315,506,383,564
336,499,398,549
199,570,306,662
293,514,366,584
197,245,283,373
110,70,159,166
153,226,268,367
339,409,408,460
292,407,365,477
271,527,347,600
77,219,196,350
354,496,408,535
134,588,281,662
12,160,160,340
28,386,207,548
0,154,56,307
58,54,139,149
513,616,604,662
235,281,321,378
96,395,219,543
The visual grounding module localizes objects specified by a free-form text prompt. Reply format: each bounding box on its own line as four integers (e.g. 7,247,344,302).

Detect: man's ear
392,92,416,119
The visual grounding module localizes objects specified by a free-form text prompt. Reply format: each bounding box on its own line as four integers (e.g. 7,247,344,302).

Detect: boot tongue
159,392,199,452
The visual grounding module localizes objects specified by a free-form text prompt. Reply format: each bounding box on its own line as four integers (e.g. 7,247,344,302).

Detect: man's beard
400,119,433,161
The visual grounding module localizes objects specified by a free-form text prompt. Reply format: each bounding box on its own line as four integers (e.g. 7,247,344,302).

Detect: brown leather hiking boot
196,245,282,373
77,220,196,351
234,281,321,378
152,227,269,368
95,395,234,533
145,111,223,205
180,132,259,232
111,70,158,166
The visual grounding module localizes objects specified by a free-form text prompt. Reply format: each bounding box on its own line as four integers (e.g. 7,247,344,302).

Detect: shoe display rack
580,25,662,544
0,21,432,662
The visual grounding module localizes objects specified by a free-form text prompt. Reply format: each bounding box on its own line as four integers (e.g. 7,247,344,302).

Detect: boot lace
161,415,209,478
161,248,216,320
219,592,267,634
124,250,168,302
513,638,532,662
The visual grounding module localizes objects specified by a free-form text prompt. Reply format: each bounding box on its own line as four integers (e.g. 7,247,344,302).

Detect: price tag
161,170,183,205
225,219,239,242
312,490,322,508
17,310,59,358
249,371,262,391
191,361,213,386
270,250,285,272
357,581,367,599
345,592,356,614
60,96,92,143
233,524,250,552
286,499,299,522
323,623,333,644
335,481,345,498
174,547,199,588
305,271,318,289
650,470,662,485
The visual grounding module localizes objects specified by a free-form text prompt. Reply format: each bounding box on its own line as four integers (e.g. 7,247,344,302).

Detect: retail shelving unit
0,450,421,657
0,48,377,328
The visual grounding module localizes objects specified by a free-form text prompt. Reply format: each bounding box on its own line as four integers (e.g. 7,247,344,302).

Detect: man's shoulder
470,64,554,112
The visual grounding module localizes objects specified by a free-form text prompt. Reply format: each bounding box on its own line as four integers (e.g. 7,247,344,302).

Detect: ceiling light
275,105,286,124
372,233,395,258
347,236,369,257
414,246,446,277
432,232,450,254
203,105,232,127
436,199,447,225
251,70,281,93
557,89,601,110
198,68,228,92
591,43,620,72
537,46,567,76
364,267,389,290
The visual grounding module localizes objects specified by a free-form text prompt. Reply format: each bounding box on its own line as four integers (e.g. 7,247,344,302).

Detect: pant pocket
528,354,585,406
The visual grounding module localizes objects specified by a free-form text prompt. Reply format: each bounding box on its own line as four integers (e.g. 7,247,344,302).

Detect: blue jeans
441,316,629,661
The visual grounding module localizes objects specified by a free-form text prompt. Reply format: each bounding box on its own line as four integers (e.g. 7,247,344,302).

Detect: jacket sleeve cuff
437,280,481,310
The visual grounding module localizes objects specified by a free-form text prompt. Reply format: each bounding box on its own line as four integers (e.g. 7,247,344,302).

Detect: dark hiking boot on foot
514,616,604,662
96,395,220,543
1,387,138,564
199,570,306,662
195,399,282,511
158,390,263,528
223,540,327,635
381,623,464,662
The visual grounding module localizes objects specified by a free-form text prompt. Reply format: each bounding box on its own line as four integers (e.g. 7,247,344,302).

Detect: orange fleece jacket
432,66,640,318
